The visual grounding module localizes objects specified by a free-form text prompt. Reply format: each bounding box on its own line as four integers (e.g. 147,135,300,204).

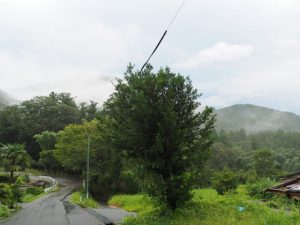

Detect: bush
26,187,44,195
11,184,24,204
15,174,30,185
0,184,23,208
0,205,10,218
70,191,99,208
211,168,240,195
247,178,276,200
109,194,155,214
0,184,13,207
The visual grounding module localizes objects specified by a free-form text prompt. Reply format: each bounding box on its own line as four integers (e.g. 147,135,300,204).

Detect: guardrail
38,176,58,193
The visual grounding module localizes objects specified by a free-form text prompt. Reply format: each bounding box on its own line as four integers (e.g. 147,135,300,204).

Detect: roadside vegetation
0,173,56,218
70,191,99,208
109,186,300,225
2,64,300,223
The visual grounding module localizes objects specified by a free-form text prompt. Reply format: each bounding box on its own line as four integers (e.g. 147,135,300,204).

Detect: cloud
199,55,300,113
1,0,300,114
175,42,254,69
273,38,300,57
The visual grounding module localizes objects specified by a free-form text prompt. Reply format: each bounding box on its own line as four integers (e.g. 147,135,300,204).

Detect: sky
1,0,300,113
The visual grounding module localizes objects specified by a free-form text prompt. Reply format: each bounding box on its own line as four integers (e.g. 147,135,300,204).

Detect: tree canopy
0,92,81,159
105,65,215,209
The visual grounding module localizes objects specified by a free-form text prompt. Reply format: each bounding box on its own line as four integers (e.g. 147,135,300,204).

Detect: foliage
109,194,155,214
0,92,81,160
54,119,110,172
26,187,44,195
70,191,99,208
22,191,47,203
253,148,277,177
207,130,300,177
0,183,23,208
0,204,10,218
79,101,100,121
211,168,240,195
0,144,31,181
34,131,57,151
113,188,300,225
247,178,276,200
0,183,13,207
15,174,30,185
54,119,115,196
21,186,50,203
39,150,61,173
105,64,215,209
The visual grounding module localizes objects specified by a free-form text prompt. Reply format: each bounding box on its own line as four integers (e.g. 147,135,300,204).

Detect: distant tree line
0,92,101,160
3,64,298,210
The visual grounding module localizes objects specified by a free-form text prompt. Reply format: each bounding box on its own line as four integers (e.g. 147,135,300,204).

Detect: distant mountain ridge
215,104,300,133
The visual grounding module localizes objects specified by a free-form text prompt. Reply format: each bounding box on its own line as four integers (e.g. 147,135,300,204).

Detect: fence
38,176,58,193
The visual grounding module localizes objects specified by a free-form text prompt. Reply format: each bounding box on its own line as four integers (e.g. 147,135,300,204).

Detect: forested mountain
215,104,300,133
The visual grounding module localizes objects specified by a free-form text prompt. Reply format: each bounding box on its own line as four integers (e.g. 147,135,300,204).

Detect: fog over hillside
0,90,18,108
215,104,300,133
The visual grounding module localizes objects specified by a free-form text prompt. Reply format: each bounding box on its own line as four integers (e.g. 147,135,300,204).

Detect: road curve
0,175,104,225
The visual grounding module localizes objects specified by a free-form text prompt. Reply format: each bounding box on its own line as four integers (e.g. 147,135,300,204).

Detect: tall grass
109,188,300,225
70,191,99,208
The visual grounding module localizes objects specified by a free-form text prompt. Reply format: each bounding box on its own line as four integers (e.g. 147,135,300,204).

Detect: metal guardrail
38,176,58,193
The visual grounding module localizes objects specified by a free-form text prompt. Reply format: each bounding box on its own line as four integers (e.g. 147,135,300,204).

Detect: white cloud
175,42,254,69
199,56,300,113
2,0,300,114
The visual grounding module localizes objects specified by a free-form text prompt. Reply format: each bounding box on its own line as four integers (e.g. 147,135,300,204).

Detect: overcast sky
1,0,300,113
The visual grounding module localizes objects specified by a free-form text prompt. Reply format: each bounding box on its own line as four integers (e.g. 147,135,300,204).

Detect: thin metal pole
86,134,90,199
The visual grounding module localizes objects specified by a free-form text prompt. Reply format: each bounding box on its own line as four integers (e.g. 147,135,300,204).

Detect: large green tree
254,148,276,177
105,65,215,209
0,92,81,160
54,119,114,194
0,144,31,182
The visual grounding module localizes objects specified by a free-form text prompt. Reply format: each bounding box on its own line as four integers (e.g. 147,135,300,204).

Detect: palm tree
0,144,30,182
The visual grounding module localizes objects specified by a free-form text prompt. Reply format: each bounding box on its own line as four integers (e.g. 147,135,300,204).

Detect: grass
108,194,155,214
21,192,48,203
70,191,99,208
108,188,300,225
21,185,60,203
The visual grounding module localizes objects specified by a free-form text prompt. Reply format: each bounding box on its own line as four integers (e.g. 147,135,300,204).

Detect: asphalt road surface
0,176,131,225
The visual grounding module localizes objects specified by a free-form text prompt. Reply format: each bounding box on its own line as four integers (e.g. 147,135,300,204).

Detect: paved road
0,176,104,225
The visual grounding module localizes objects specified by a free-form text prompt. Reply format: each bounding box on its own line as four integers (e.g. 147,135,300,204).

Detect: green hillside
215,104,300,132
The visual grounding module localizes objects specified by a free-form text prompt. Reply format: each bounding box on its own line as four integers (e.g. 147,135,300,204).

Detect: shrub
70,191,99,208
108,194,155,214
0,184,23,208
0,205,10,218
11,184,24,204
26,187,44,195
0,184,13,207
247,178,276,200
211,168,239,195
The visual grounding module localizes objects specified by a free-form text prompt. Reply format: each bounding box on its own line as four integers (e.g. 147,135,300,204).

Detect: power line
140,0,187,72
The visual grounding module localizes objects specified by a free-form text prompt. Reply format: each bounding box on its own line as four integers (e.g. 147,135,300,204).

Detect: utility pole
86,133,90,199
